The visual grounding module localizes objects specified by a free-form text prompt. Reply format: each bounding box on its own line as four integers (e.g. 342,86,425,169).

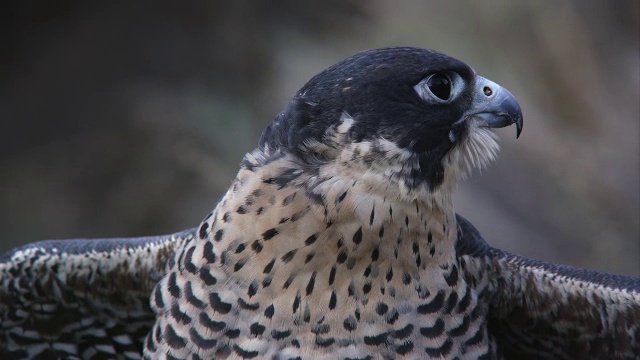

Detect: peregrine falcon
1,47,638,359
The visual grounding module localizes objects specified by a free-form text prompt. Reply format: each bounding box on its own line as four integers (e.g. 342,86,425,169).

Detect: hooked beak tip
515,116,523,139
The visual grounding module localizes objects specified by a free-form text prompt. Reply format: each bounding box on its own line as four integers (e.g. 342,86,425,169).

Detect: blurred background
1,1,638,276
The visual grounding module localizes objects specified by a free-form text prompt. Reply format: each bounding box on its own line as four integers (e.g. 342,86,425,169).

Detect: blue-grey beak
470,76,523,138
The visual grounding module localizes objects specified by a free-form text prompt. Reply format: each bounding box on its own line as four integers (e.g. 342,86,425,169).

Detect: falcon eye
426,73,452,101
414,72,463,104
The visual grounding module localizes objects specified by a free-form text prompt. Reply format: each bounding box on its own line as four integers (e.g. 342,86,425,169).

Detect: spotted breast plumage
1,47,639,359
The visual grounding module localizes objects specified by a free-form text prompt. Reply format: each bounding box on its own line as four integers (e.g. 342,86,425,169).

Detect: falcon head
259,47,522,199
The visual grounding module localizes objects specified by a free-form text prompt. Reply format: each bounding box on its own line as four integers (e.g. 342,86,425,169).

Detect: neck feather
210,153,460,292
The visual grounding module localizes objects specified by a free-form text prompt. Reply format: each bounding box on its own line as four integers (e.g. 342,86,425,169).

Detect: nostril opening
483,86,493,96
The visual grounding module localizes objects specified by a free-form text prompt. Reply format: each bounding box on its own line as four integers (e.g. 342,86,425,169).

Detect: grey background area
1,1,639,276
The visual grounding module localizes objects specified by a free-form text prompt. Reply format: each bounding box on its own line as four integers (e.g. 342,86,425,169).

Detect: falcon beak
469,76,523,138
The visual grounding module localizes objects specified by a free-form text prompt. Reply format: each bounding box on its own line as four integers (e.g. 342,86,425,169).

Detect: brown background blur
1,1,638,276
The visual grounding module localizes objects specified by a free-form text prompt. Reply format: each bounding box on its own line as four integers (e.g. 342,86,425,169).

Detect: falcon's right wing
455,215,640,360
0,228,196,359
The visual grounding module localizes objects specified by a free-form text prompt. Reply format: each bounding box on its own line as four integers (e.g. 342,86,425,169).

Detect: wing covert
0,228,196,359
455,215,640,359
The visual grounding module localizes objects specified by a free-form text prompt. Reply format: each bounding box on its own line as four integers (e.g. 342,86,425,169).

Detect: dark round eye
426,73,452,101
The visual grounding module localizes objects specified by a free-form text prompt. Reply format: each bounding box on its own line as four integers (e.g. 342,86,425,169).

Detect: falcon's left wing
0,228,196,359
455,215,640,360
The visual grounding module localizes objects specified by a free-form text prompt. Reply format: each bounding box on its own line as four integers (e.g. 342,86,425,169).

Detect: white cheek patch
300,111,502,201
375,139,414,162
302,112,356,158
337,112,355,134
332,124,500,200
334,138,427,200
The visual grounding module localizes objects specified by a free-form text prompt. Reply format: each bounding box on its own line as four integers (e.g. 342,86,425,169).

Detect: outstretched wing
0,228,196,360
455,215,640,360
